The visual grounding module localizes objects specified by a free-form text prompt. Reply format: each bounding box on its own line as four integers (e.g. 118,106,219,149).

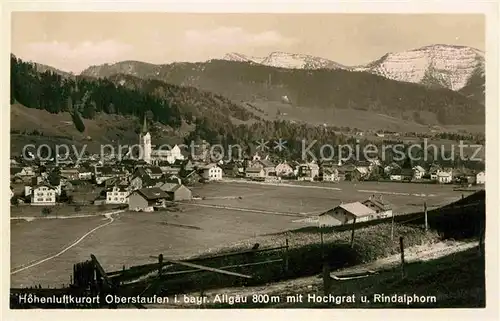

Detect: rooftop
134,187,170,201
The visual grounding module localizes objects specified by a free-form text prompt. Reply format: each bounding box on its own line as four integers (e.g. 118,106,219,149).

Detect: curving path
10,210,123,275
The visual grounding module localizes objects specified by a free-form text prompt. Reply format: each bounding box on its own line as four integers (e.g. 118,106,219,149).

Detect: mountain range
10,44,486,154
221,44,485,92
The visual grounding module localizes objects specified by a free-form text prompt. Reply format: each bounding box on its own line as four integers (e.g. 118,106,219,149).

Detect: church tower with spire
139,115,152,164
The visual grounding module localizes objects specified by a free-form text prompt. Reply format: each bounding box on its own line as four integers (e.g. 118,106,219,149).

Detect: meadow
10,180,472,288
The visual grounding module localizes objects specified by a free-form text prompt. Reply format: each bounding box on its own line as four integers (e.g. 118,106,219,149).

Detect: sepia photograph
6,7,493,312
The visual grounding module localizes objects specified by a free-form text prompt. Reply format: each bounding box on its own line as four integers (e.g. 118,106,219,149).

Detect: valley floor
10,181,473,288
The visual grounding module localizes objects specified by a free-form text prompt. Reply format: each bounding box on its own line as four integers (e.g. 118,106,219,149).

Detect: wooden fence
10,240,289,309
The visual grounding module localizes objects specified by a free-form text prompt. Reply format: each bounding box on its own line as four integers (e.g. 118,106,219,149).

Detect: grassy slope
208,247,485,308
10,103,193,154
244,100,485,134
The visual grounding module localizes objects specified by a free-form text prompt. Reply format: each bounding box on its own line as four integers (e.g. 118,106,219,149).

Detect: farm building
128,187,170,212
246,167,265,179
160,183,192,201
390,168,413,181
251,159,277,177
361,195,393,218
319,202,376,227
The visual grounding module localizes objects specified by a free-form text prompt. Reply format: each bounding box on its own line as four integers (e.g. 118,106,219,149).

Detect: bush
41,207,52,215
74,205,82,212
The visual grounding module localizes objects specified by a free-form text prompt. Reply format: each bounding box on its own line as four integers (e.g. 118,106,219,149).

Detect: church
137,116,185,165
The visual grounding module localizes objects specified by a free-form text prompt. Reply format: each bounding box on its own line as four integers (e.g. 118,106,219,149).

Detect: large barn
318,202,376,227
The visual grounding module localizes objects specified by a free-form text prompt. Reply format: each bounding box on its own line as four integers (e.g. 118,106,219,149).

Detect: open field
10,205,309,287
192,181,471,215
10,216,109,272
10,181,476,288
10,204,121,218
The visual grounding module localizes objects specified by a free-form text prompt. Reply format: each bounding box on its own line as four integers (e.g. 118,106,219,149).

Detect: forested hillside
81,59,485,125
10,55,484,168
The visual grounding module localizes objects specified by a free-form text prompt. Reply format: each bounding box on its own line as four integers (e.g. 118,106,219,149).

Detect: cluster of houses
9,150,202,212
220,153,486,185
10,148,486,211
9,120,485,213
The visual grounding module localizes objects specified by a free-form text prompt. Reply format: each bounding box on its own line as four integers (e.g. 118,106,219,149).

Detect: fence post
320,227,325,260
399,237,406,279
424,202,428,232
391,211,395,241
158,254,164,277
322,263,331,295
284,238,289,275
350,217,357,248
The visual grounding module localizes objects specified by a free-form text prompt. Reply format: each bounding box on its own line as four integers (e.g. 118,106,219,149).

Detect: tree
72,111,86,133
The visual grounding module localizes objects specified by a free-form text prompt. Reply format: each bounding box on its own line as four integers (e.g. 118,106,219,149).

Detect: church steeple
142,114,148,134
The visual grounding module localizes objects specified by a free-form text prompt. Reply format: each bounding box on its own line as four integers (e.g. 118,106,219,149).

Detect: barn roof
339,202,375,217
134,187,169,200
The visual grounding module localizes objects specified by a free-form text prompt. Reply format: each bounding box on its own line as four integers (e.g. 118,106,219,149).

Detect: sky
11,13,485,74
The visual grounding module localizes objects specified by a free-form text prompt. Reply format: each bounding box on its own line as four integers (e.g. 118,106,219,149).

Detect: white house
106,185,129,204
412,166,426,180
476,171,485,185
78,168,93,180
297,162,320,181
389,174,402,181
30,184,56,206
319,202,376,227
322,168,339,182
201,164,223,181
437,170,453,184
151,144,185,165
275,162,294,177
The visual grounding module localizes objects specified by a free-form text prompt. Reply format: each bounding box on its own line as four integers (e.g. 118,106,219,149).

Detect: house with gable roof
128,187,170,212
319,201,376,227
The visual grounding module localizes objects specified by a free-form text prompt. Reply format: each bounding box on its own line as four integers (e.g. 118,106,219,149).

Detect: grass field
9,181,473,288
192,181,469,215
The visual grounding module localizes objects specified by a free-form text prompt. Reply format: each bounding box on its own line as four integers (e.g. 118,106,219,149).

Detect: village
10,120,485,228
